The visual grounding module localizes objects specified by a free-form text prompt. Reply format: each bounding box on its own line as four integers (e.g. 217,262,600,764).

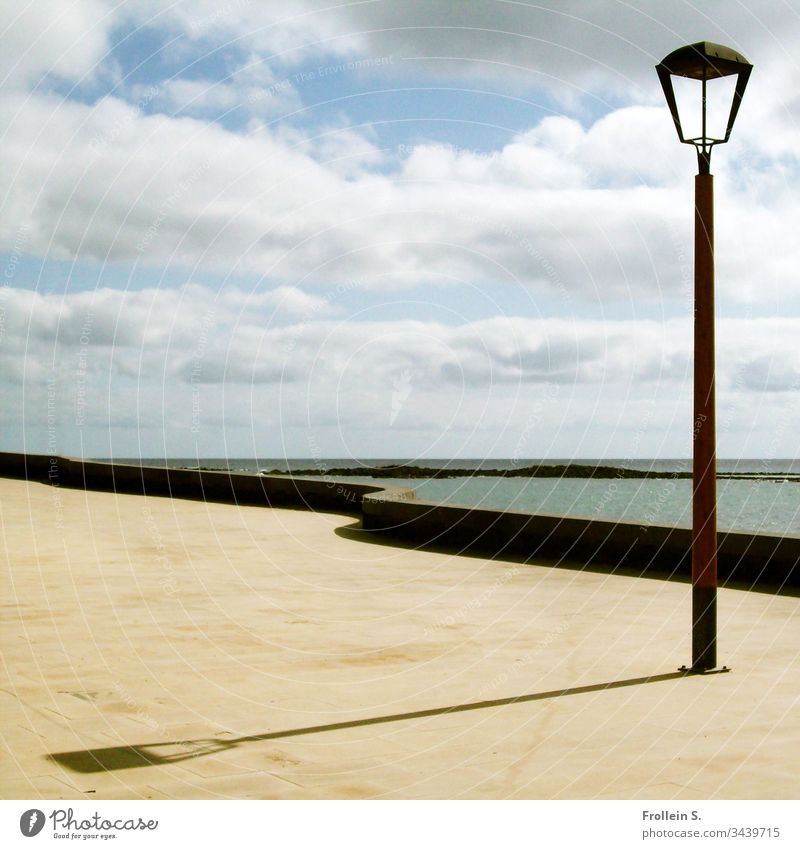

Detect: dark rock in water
262,464,693,480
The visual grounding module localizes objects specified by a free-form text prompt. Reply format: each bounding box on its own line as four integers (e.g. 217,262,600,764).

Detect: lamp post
656,42,752,673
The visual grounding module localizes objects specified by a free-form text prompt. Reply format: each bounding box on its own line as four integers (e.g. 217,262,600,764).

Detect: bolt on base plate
678,665,731,675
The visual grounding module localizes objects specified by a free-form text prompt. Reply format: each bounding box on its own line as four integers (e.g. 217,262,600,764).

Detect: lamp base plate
678,665,731,675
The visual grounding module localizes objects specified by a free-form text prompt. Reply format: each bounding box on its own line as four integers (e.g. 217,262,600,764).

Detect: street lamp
655,42,752,673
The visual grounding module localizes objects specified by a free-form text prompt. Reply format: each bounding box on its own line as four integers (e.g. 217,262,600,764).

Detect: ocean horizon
104,457,800,474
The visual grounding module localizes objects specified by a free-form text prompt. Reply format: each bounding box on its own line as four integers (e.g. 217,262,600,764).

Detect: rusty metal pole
656,44,752,675
691,157,718,672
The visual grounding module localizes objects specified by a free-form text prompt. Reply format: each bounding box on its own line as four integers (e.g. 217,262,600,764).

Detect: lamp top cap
657,41,752,79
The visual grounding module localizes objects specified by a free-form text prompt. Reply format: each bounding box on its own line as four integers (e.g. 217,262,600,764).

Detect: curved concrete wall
0,452,411,515
361,491,800,590
1,451,797,590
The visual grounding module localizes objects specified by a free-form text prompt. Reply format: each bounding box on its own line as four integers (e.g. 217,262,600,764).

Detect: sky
2,0,800,462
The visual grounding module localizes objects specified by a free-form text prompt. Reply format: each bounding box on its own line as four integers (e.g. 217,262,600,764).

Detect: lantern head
656,42,752,173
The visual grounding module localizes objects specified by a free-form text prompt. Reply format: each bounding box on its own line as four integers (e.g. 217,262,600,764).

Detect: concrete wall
2,451,797,590
361,491,800,591
0,452,408,516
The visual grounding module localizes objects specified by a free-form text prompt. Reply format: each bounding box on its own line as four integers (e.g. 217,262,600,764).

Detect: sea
117,458,800,536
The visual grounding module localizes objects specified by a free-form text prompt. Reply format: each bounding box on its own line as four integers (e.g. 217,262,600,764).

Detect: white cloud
3,283,800,457
308,126,387,177
11,73,800,355
145,57,302,119
159,0,354,57
0,0,114,89
135,1,800,103
3,0,800,460
2,1,797,309
155,78,244,113
5,85,793,305
0,283,336,375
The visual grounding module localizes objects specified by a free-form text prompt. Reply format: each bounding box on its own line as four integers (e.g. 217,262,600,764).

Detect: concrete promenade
1,477,798,799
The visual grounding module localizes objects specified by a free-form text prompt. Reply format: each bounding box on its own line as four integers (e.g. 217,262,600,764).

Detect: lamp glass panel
670,72,739,143
705,74,739,140
671,75,703,140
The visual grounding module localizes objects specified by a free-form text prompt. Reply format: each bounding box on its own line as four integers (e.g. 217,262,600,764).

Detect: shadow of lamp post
656,43,752,672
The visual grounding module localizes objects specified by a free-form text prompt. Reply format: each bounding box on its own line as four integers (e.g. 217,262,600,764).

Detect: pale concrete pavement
1,478,797,799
